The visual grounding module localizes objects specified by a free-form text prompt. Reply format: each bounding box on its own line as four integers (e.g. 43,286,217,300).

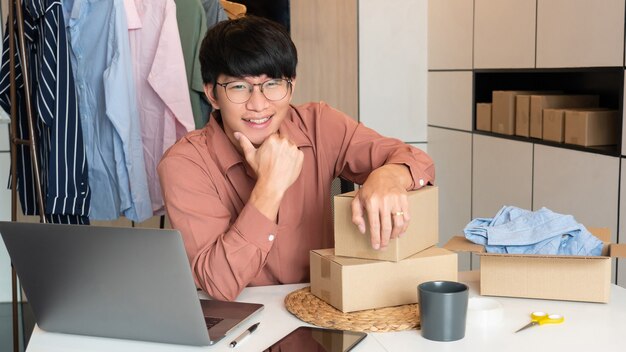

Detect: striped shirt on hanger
0,0,90,224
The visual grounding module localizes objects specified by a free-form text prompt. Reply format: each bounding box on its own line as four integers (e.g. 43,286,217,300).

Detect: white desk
26,277,626,352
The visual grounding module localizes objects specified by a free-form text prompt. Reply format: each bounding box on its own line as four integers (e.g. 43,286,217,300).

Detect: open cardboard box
444,228,626,303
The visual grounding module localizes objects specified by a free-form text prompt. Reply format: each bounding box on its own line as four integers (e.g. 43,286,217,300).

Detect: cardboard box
542,108,566,142
529,95,599,139
444,228,626,303
334,186,438,262
476,103,492,131
310,247,458,312
492,91,545,135
564,109,619,146
515,95,531,137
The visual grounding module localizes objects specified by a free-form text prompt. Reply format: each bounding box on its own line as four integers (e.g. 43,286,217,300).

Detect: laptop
0,221,264,346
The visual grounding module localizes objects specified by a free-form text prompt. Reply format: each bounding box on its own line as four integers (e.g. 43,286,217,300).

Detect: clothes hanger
220,0,247,19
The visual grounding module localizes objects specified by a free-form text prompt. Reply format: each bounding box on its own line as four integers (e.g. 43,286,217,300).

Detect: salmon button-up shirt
158,102,435,300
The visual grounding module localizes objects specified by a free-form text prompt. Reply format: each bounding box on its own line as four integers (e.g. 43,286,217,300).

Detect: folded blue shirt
464,206,603,256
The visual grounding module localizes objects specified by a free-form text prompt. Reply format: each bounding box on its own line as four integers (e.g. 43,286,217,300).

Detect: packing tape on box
467,297,503,326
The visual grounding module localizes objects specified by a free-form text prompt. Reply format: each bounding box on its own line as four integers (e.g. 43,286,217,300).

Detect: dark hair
199,16,298,85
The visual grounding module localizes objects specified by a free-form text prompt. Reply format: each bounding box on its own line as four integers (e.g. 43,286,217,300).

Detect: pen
229,322,260,348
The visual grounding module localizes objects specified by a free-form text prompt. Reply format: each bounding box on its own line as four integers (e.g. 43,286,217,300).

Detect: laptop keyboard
204,316,224,329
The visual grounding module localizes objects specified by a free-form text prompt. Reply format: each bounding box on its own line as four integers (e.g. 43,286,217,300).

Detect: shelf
473,130,619,157
473,68,624,156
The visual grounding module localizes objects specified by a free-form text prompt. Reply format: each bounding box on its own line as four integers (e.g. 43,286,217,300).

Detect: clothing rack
7,0,47,351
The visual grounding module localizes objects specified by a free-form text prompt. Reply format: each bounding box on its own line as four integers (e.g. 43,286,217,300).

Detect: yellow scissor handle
531,311,564,325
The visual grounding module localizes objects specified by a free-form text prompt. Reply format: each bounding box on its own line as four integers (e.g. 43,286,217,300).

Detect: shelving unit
474,68,624,156
427,0,626,284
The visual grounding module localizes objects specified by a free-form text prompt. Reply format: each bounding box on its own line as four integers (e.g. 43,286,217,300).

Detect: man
158,16,435,301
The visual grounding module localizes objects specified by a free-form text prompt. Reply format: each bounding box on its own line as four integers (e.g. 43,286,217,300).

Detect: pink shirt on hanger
124,0,195,215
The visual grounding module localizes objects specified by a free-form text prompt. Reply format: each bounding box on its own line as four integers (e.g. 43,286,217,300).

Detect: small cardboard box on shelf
492,91,548,135
476,103,492,132
542,108,567,142
514,95,532,137
564,109,619,147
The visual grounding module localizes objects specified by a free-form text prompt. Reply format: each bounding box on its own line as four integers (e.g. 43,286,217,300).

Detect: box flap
588,227,611,242
312,248,335,257
312,249,380,266
443,236,485,253
610,244,626,258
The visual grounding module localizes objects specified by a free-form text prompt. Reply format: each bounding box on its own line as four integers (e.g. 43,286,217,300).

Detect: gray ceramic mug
418,281,469,341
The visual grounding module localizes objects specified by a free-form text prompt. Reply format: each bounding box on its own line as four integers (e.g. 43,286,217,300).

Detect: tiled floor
0,302,35,352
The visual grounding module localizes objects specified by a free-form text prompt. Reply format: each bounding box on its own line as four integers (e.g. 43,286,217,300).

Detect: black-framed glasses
215,78,292,104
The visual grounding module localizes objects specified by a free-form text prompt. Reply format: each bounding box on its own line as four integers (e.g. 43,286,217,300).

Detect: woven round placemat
284,286,420,332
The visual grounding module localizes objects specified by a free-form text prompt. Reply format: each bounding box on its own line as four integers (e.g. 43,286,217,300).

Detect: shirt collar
279,106,313,149
205,105,313,173
205,114,242,173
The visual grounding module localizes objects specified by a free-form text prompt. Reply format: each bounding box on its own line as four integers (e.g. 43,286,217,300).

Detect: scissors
515,311,564,333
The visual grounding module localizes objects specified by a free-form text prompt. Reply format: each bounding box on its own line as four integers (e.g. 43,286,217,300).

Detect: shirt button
268,234,275,242
419,179,425,186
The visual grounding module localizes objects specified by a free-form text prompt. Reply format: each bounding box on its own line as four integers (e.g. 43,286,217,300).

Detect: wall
290,0,428,147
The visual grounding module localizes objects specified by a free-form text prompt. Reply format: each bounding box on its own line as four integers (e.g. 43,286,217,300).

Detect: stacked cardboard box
310,186,458,312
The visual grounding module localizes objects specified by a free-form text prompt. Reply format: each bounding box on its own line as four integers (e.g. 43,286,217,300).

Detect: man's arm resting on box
323,112,435,251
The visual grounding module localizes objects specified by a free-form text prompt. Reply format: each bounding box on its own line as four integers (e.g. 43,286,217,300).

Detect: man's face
205,74,295,151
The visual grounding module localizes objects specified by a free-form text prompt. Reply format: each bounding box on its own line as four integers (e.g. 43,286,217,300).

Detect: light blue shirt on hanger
63,0,152,222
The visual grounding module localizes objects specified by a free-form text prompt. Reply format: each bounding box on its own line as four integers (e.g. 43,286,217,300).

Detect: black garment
236,0,290,31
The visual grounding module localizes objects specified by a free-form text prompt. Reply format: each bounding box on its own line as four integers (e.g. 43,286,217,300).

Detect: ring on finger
393,211,404,216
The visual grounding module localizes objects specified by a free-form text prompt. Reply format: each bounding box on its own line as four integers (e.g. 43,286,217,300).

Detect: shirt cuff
389,160,434,190
231,203,279,252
